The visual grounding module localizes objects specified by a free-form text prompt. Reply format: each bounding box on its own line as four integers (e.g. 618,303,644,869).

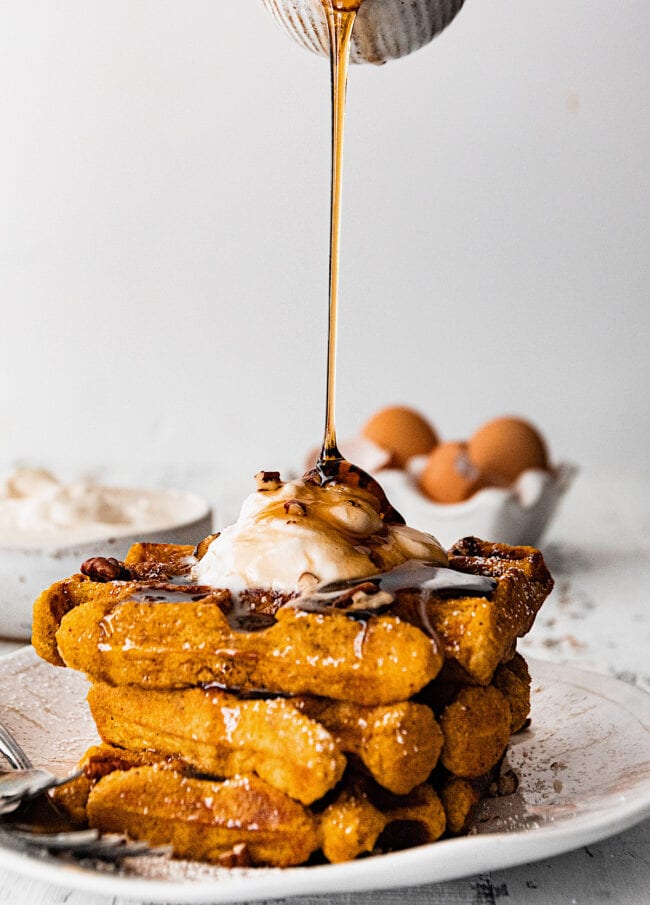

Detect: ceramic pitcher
260,0,466,65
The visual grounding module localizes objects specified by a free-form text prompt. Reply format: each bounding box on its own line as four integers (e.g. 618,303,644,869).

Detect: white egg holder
0,491,212,641
378,459,577,551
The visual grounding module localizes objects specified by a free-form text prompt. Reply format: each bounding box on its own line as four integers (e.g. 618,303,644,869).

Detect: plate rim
0,650,648,903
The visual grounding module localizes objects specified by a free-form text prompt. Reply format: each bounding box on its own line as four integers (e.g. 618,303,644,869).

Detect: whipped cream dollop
193,472,447,593
0,467,203,547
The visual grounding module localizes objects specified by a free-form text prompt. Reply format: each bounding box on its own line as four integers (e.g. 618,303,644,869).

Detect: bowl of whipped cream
0,468,212,639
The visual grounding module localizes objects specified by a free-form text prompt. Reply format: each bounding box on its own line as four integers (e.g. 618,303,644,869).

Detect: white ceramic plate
0,649,648,903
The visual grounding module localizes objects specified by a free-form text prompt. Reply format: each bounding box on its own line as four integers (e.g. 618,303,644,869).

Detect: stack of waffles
32,536,552,867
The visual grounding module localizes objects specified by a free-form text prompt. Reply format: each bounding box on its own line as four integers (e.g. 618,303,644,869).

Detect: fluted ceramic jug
260,0,466,65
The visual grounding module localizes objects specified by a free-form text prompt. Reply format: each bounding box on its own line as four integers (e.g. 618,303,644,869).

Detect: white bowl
378,460,577,551
0,489,212,641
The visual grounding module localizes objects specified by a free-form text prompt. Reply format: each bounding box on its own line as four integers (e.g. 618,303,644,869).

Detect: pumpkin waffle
54,746,446,866
51,743,185,826
33,537,550,695
88,683,345,806
88,683,441,799
32,532,550,867
393,538,552,684
51,593,440,705
439,685,512,778
317,773,446,863
439,776,483,835
86,765,319,867
51,658,530,865
292,696,443,795
492,653,531,733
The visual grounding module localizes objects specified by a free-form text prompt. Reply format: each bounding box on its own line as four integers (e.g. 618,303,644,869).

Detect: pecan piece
255,471,282,491
332,582,394,612
195,533,220,560
284,499,307,516
80,557,130,583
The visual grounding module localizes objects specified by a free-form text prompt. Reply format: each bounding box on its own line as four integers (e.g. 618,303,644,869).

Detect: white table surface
0,468,648,905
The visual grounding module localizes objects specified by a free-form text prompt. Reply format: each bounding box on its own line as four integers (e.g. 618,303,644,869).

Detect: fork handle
0,721,33,770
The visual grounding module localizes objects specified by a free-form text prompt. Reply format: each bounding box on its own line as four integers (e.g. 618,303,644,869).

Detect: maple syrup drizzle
126,582,280,633
306,1,406,524
321,1,358,464
298,8,499,614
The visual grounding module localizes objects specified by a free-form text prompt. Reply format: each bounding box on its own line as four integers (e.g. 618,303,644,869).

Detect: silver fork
0,722,32,770
0,768,84,816
0,722,82,817
0,718,170,862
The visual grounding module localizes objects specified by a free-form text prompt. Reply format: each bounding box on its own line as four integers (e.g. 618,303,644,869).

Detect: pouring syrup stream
321,2,357,464
308,1,404,524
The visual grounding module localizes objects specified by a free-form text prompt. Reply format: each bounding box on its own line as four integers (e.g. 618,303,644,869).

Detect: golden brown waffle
56,747,447,865
33,537,550,695
492,653,531,733
86,766,319,867
88,684,346,806
439,685,511,778
51,593,440,705
51,744,184,826
53,654,529,865
318,774,446,863
89,684,441,799
439,777,482,835
394,538,553,684
292,697,442,795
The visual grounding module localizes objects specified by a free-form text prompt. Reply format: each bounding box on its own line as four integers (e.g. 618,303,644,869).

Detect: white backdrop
1,0,648,481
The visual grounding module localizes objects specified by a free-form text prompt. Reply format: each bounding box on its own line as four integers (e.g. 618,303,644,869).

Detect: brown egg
361,406,439,469
419,441,484,503
467,416,549,485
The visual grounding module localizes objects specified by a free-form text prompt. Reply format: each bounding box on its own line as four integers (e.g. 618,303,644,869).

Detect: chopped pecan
332,582,394,612
297,572,319,591
283,499,307,516
194,533,220,560
254,471,282,491
80,557,130,583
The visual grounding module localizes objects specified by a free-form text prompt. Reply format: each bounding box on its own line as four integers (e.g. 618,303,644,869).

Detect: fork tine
0,769,63,799
0,768,83,803
0,719,170,863
0,799,23,816
77,840,172,861
10,828,101,851
9,827,172,861
83,835,165,858
0,723,33,771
